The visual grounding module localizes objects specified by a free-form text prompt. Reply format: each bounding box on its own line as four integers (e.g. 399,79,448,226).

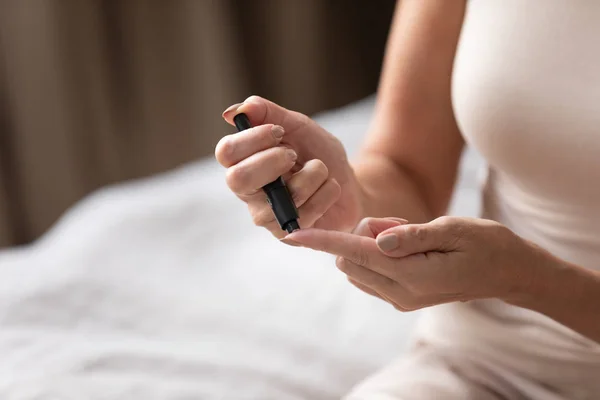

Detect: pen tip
284,220,300,234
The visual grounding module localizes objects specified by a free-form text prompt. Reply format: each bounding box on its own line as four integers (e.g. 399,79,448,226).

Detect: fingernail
377,234,398,252
286,149,297,162
272,125,285,139
222,102,243,119
280,237,301,247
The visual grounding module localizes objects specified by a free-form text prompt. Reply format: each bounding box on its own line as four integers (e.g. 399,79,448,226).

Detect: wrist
503,238,575,310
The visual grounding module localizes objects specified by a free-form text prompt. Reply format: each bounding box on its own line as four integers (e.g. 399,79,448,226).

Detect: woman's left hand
284,216,540,311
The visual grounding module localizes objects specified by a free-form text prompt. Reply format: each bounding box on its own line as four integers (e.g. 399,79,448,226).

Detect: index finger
286,228,393,276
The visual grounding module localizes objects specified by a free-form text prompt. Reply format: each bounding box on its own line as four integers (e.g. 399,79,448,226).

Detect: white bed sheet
0,96,484,400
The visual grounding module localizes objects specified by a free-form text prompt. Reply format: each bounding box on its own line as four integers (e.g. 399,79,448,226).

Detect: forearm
510,246,600,343
353,154,433,223
353,0,466,223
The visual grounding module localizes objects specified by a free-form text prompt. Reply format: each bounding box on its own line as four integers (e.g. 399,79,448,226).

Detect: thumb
222,95,306,131
375,219,458,257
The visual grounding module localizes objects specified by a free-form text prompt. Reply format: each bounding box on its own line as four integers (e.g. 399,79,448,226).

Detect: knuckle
215,136,235,166
440,217,477,246
225,166,245,192
434,215,455,226
335,256,350,273
291,110,311,126
250,210,270,227
489,221,514,244
248,200,274,226
438,215,473,237
311,159,329,180
407,225,428,243
250,214,263,227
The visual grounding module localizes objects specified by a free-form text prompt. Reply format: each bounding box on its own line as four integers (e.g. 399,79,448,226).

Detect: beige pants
345,342,588,400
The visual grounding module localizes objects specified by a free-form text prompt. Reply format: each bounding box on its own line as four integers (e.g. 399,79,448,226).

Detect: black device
233,113,300,233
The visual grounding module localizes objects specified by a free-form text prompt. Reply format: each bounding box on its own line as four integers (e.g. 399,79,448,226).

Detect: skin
215,0,600,343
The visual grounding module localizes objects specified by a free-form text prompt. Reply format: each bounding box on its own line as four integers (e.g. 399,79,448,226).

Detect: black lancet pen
233,113,300,233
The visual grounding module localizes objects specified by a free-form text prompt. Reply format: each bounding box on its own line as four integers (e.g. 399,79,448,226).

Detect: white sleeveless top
416,0,600,390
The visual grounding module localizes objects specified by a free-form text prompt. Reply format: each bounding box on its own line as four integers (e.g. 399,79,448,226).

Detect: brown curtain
0,0,395,247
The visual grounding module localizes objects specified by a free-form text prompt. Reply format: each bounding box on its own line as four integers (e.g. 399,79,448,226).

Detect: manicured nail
280,237,301,247
272,125,285,139
222,102,243,119
286,149,297,162
377,234,398,252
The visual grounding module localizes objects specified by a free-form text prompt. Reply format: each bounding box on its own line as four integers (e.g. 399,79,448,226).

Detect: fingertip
214,135,234,166
367,218,408,238
283,227,319,245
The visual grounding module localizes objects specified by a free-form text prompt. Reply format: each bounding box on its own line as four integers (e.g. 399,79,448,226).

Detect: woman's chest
452,0,600,206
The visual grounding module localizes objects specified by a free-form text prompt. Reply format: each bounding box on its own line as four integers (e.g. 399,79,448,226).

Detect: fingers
250,160,337,233
375,216,461,257
296,178,341,228
261,178,341,239
285,228,396,280
287,229,375,264
287,159,329,206
226,146,297,195
216,124,285,167
253,159,329,223
352,217,409,239
336,257,399,301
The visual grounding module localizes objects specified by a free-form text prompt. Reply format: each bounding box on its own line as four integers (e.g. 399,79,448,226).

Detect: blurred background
0,0,395,247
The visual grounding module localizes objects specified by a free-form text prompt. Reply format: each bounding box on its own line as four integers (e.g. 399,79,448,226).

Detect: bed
0,96,484,399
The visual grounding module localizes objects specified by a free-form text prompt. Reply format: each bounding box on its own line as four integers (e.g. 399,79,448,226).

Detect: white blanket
0,97,483,400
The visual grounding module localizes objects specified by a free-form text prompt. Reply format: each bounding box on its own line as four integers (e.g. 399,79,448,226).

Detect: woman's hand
215,96,363,238
284,216,538,310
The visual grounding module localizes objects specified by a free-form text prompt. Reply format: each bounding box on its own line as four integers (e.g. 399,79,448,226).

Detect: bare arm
510,249,600,343
355,0,467,222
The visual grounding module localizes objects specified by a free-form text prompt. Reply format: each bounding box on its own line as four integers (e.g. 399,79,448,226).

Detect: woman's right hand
215,96,363,239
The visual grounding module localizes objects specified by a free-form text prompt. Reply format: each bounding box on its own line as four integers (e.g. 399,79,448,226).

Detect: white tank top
416,0,600,390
